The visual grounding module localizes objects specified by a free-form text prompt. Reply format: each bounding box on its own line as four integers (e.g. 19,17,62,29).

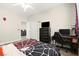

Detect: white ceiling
0,3,67,19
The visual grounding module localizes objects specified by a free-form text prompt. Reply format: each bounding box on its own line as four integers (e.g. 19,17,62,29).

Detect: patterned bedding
13,39,39,49
13,39,60,56
22,42,60,56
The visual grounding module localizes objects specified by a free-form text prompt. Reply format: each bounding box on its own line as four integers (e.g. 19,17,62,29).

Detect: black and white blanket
22,42,61,56
13,39,60,56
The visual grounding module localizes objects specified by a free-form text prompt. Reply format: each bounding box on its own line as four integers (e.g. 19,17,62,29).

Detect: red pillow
0,47,4,56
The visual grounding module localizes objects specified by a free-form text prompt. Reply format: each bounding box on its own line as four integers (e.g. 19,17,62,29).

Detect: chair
52,32,63,47
59,29,72,48
52,32,72,50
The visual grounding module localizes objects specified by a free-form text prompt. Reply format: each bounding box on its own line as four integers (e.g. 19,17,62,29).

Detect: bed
0,39,60,56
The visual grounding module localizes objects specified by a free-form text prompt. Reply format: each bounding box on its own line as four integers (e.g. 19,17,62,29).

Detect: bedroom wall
0,8,23,43
28,3,76,40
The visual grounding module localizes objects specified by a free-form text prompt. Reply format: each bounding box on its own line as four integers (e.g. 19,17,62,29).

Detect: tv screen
42,22,50,27
59,29,70,36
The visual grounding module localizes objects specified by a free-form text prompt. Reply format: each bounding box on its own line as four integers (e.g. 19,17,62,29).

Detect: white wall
0,8,22,43
28,3,76,39
0,4,75,43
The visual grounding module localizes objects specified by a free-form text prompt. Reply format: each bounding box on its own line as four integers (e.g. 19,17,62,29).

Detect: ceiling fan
13,3,33,11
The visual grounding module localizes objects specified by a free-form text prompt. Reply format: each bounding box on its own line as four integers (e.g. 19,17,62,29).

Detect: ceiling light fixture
13,3,33,12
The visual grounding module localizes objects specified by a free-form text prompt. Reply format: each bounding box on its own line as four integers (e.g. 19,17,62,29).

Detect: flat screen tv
42,22,50,27
59,29,70,36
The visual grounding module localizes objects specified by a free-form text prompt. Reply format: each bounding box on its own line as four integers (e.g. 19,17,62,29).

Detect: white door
29,21,39,41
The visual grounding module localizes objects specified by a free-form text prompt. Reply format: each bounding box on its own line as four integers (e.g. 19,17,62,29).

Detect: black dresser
39,27,51,43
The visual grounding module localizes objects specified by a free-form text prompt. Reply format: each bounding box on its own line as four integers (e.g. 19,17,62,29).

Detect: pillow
23,42,61,56
0,47,4,56
2,43,26,56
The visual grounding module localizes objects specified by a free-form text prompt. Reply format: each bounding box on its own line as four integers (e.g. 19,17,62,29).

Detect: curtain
75,3,79,36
